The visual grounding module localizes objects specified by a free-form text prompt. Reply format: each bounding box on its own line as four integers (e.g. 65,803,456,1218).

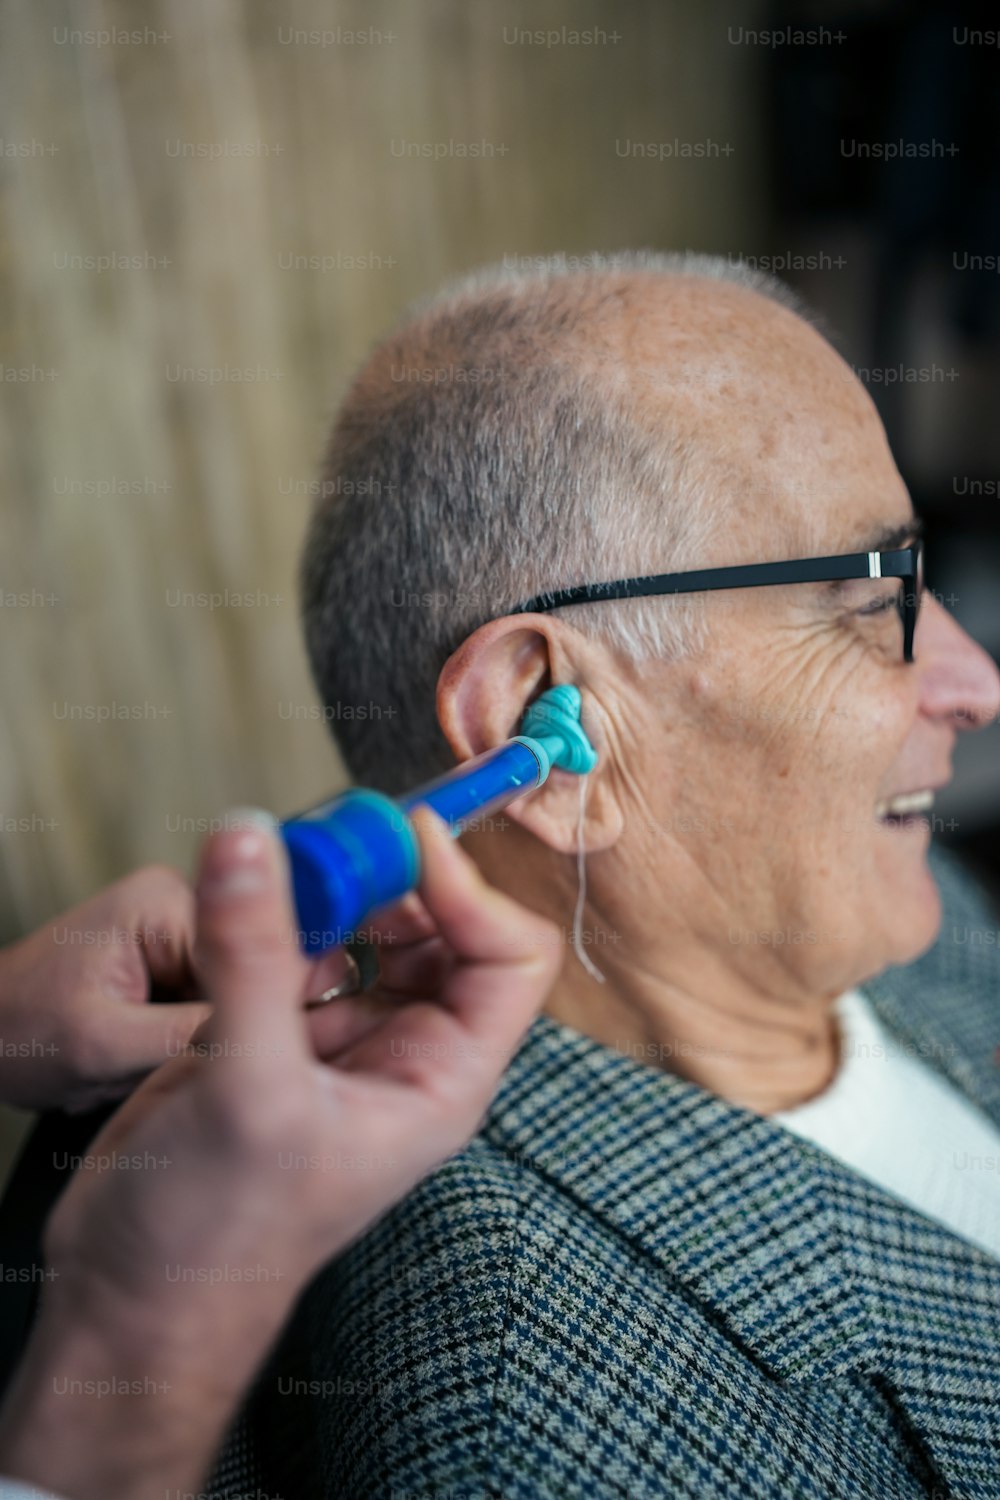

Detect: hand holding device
0,807,560,1500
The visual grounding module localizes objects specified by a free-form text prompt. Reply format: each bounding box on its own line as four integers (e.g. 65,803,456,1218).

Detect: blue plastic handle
280,684,597,955
281,739,545,955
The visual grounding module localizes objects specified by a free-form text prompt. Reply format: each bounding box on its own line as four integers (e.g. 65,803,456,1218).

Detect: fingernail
198,807,281,897
225,806,279,835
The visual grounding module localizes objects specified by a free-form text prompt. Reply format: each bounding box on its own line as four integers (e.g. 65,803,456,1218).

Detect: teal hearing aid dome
520,684,598,775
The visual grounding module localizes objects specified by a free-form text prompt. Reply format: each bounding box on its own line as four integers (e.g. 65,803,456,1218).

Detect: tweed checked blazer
209,845,1000,1500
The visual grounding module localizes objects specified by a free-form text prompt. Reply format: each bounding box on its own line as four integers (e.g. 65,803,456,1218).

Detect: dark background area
765,0,1000,898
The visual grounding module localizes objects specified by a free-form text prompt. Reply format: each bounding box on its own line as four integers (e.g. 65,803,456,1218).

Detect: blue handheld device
281,684,597,954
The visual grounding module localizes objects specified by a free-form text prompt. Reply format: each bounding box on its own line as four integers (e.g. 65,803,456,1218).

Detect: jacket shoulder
268,1135,733,1497
254,1132,938,1500
273,1137,534,1495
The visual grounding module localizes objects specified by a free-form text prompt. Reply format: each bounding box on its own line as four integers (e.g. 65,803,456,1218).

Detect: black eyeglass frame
509,541,925,663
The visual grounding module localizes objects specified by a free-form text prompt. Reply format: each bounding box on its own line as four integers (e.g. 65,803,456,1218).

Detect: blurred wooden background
0,0,766,946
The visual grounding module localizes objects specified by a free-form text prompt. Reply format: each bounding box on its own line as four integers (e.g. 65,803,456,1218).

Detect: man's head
302,252,1000,1056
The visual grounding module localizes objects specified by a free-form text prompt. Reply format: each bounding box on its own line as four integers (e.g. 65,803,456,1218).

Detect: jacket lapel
819,1143,1000,1499
852,947,1000,1496
862,949,1000,1133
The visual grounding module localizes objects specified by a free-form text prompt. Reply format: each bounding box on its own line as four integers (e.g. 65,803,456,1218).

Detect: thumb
193,809,307,1064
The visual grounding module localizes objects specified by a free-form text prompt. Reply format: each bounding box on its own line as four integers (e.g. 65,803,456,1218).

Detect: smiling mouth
875,789,936,827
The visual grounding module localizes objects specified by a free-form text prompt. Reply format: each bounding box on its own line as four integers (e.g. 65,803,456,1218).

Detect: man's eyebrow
817,518,923,600
856,516,924,552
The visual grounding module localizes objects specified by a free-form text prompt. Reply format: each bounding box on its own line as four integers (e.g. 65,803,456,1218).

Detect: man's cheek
827,666,917,768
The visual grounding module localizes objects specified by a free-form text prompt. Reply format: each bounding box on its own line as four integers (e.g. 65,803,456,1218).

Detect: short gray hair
301,251,809,793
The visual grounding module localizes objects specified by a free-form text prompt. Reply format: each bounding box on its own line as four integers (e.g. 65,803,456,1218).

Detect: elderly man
216,254,1000,1499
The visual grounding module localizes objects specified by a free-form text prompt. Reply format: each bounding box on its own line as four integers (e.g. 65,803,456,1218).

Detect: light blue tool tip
519,684,598,776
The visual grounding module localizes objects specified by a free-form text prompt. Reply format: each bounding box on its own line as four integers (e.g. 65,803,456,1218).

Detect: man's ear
436,615,624,855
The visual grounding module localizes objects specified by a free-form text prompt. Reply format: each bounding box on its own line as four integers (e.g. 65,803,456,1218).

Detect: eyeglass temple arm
512,547,918,615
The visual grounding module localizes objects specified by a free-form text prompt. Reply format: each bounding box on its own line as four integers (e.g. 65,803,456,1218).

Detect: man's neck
463,826,841,1115
542,954,841,1115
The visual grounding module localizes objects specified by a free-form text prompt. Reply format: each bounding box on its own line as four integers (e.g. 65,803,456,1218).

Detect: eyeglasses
509,540,925,663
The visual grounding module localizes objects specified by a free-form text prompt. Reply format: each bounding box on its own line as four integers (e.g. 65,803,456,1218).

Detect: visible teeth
875,789,935,819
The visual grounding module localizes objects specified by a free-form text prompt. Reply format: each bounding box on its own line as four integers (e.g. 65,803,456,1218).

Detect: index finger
406,806,560,1039
358,887,438,948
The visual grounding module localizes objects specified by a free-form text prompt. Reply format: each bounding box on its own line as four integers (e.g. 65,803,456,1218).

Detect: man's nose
915,593,1000,731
